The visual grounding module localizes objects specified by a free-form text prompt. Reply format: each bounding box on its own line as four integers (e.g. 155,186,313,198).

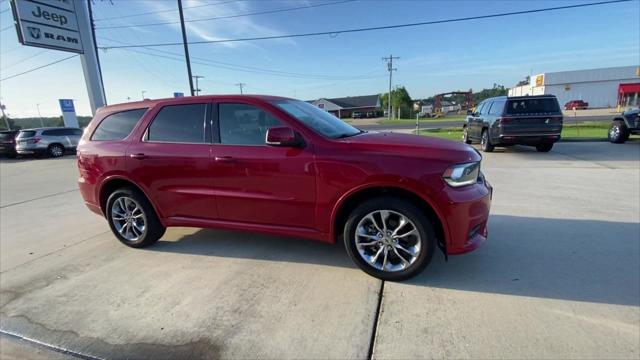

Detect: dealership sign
11,0,83,53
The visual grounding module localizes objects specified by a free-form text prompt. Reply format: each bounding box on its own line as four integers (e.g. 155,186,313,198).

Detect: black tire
480,129,494,152
106,187,166,248
608,121,629,144
48,143,65,158
535,143,554,152
343,197,436,281
462,126,472,144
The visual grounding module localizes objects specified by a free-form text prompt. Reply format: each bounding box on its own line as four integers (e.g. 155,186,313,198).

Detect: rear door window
92,108,147,141
489,99,506,115
147,104,207,143
506,98,560,115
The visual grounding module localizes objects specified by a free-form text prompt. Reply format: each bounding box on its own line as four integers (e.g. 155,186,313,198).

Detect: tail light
496,117,512,126
29,137,41,144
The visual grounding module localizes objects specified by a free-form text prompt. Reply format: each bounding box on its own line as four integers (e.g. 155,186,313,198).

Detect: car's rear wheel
480,129,494,152
608,121,630,144
106,188,165,248
343,197,436,281
462,126,472,144
535,143,554,152
48,144,65,158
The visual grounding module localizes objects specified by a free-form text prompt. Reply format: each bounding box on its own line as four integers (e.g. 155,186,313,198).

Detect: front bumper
439,176,492,255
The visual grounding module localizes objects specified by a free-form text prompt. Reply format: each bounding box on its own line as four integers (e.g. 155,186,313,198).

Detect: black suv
608,108,639,143
0,130,19,158
463,95,563,152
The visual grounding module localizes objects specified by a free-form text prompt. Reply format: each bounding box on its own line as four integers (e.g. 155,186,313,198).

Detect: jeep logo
32,5,68,27
27,27,41,39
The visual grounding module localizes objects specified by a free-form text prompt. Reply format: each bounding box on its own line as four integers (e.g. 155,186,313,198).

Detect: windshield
272,99,361,139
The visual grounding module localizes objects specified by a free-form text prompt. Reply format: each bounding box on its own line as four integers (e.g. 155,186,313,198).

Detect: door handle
130,153,148,160
214,156,235,163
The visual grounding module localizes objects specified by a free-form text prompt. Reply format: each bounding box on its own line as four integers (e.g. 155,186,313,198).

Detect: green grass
379,116,466,126
417,121,611,141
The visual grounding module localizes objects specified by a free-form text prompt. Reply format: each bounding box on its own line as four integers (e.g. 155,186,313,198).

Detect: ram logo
27,27,41,39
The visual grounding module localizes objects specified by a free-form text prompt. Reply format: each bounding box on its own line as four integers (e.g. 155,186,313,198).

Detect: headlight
443,161,480,187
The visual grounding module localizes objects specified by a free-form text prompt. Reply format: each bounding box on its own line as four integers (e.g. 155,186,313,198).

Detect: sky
0,0,639,117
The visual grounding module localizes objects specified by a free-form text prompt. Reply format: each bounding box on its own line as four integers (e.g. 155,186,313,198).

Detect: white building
508,66,640,108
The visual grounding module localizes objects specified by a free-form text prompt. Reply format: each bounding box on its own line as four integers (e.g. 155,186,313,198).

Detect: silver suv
16,127,83,157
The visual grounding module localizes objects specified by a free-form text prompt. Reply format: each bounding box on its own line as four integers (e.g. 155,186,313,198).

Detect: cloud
148,0,296,49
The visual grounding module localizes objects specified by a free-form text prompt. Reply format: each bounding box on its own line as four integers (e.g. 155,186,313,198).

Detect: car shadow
151,228,354,269
149,215,639,307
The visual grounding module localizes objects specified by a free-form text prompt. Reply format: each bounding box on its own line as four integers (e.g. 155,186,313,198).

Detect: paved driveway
1,141,638,359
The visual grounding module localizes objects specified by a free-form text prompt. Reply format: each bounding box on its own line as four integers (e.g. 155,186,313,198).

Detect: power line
95,0,355,30
2,49,50,71
0,54,78,82
1,24,13,32
99,0,630,49
94,0,238,22
98,36,384,80
110,45,386,82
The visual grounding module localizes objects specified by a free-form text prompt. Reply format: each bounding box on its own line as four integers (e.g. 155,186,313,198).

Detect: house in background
311,95,381,118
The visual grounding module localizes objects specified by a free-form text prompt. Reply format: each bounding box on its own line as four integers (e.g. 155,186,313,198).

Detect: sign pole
74,0,106,115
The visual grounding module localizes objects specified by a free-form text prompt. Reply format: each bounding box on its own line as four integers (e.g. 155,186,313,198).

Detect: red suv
77,96,492,280
564,100,589,110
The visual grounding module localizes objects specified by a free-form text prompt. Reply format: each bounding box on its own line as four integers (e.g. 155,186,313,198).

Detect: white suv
15,127,83,157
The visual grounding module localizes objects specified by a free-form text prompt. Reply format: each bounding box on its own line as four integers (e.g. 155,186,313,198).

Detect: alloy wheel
609,126,620,141
111,196,147,241
354,210,421,272
50,145,64,157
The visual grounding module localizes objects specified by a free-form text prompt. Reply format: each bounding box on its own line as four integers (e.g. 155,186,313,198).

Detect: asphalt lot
0,141,639,359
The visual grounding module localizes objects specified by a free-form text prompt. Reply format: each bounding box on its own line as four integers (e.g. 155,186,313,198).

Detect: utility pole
141,90,147,100
177,0,195,96
236,83,246,94
193,75,204,95
382,55,399,121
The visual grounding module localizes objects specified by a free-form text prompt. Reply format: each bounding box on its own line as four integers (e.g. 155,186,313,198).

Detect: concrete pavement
1,141,639,359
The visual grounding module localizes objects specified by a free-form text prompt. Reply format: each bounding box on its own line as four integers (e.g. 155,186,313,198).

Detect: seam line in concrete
0,330,102,360
367,280,385,360
0,230,110,274
1,189,79,209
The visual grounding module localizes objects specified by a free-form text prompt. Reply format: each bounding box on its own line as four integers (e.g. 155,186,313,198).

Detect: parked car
0,130,19,158
564,100,589,110
608,107,640,143
352,111,364,119
463,95,563,152
77,96,492,281
16,127,83,157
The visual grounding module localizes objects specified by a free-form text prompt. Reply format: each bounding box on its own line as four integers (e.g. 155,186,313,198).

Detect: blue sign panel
59,99,75,113
173,92,184,98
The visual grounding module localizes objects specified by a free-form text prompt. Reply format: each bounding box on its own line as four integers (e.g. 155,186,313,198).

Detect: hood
338,131,480,163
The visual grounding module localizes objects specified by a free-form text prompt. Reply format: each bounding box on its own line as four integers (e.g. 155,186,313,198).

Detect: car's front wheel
462,126,472,144
106,188,166,248
344,197,436,281
608,121,630,144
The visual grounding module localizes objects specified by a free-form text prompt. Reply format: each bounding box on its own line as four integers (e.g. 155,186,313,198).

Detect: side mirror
466,110,473,115
266,127,303,147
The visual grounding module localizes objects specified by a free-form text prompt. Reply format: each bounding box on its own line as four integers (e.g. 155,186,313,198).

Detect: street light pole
36,103,44,127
